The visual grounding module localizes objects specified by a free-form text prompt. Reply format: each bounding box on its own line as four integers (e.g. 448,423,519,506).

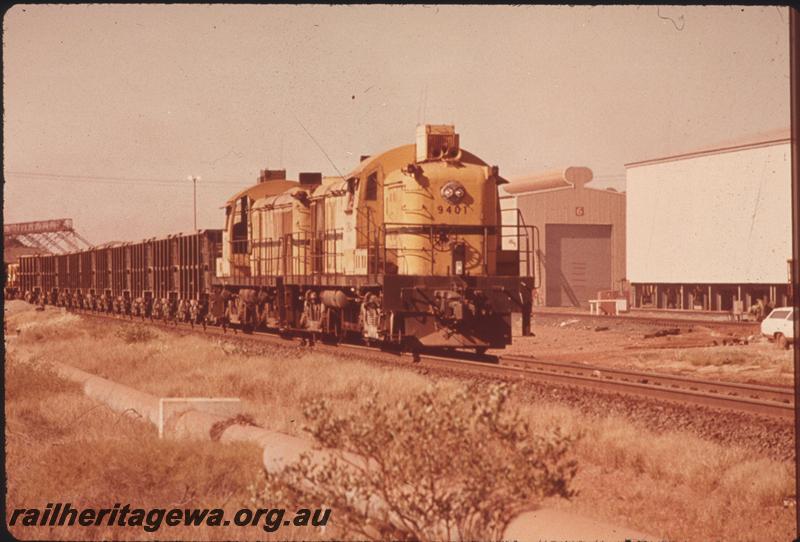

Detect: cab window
232,197,249,254
365,172,378,201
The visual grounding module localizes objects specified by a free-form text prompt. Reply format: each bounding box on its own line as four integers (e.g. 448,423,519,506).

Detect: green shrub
253,383,578,541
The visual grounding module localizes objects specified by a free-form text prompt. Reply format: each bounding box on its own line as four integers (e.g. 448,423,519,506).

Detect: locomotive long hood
344,143,501,180
223,179,300,206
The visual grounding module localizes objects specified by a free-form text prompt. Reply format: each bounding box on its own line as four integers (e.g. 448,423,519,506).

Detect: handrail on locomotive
223,220,536,285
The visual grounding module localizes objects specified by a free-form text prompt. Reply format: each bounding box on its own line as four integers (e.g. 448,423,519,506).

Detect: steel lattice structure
4,218,92,256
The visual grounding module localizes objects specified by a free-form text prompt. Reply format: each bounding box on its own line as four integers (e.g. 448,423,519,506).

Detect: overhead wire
4,170,247,186
291,113,347,180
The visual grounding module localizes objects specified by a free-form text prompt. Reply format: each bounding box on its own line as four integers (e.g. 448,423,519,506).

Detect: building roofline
624,132,790,169
584,185,627,196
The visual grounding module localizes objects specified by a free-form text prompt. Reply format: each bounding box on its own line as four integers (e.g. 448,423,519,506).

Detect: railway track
69,308,793,420
501,355,793,419
533,309,761,332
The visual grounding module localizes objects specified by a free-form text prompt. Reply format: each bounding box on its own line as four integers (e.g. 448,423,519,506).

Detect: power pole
187,175,200,231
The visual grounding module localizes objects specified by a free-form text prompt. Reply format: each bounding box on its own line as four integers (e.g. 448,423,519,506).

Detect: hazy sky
3,5,790,244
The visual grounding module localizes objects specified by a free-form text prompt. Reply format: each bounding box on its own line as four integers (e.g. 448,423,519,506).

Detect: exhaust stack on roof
298,172,322,186
257,169,287,183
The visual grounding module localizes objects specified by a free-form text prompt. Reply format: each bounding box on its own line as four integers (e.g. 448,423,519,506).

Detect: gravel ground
414,361,795,461
207,331,795,462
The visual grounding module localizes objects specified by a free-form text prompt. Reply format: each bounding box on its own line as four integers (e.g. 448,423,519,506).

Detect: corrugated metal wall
545,224,612,306
514,186,626,307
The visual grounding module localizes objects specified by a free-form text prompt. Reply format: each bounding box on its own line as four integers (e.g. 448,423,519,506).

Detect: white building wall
626,142,791,284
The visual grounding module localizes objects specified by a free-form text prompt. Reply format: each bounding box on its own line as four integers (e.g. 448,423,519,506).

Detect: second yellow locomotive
217,125,536,352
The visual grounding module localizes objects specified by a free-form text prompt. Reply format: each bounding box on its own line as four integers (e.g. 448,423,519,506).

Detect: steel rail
426,355,793,420
502,355,793,404
532,310,761,331
70,309,792,420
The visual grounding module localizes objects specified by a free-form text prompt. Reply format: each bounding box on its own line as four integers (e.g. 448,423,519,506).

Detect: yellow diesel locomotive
216,125,536,353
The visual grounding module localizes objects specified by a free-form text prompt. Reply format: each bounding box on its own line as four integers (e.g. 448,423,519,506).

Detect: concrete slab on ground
505,507,658,542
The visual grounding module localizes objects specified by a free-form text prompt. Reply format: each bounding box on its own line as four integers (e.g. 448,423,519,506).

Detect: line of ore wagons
17,230,223,302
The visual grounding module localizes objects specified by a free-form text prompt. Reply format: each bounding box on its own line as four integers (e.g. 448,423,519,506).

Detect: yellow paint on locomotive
250,187,312,278
222,125,506,280
309,180,357,275
345,124,503,277
383,158,500,276
220,178,298,279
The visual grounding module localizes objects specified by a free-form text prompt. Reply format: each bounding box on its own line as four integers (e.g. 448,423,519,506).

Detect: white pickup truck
760,307,795,349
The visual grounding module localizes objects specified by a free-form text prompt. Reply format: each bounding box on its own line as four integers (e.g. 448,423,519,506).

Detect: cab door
356,167,384,274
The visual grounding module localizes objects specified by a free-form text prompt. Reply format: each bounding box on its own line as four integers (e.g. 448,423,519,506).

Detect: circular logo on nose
441,181,466,204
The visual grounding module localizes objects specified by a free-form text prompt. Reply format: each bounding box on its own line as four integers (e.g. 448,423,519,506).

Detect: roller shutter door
545,224,612,307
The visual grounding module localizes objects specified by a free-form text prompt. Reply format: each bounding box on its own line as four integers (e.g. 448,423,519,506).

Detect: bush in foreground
252,383,578,541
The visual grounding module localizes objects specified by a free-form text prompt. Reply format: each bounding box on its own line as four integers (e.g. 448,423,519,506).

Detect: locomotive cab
219,169,298,282
373,125,532,350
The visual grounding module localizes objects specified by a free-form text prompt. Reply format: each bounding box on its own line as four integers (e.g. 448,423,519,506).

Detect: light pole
187,175,200,231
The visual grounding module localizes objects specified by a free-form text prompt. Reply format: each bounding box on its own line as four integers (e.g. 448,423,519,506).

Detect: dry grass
4,309,336,540
8,304,442,438
631,345,794,386
5,301,795,541
674,344,792,369
520,400,793,534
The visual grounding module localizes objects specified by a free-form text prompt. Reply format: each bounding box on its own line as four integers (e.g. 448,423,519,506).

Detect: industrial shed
501,168,626,307
625,129,791,312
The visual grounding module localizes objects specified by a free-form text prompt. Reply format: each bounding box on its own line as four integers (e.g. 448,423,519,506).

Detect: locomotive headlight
441,182,466,204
